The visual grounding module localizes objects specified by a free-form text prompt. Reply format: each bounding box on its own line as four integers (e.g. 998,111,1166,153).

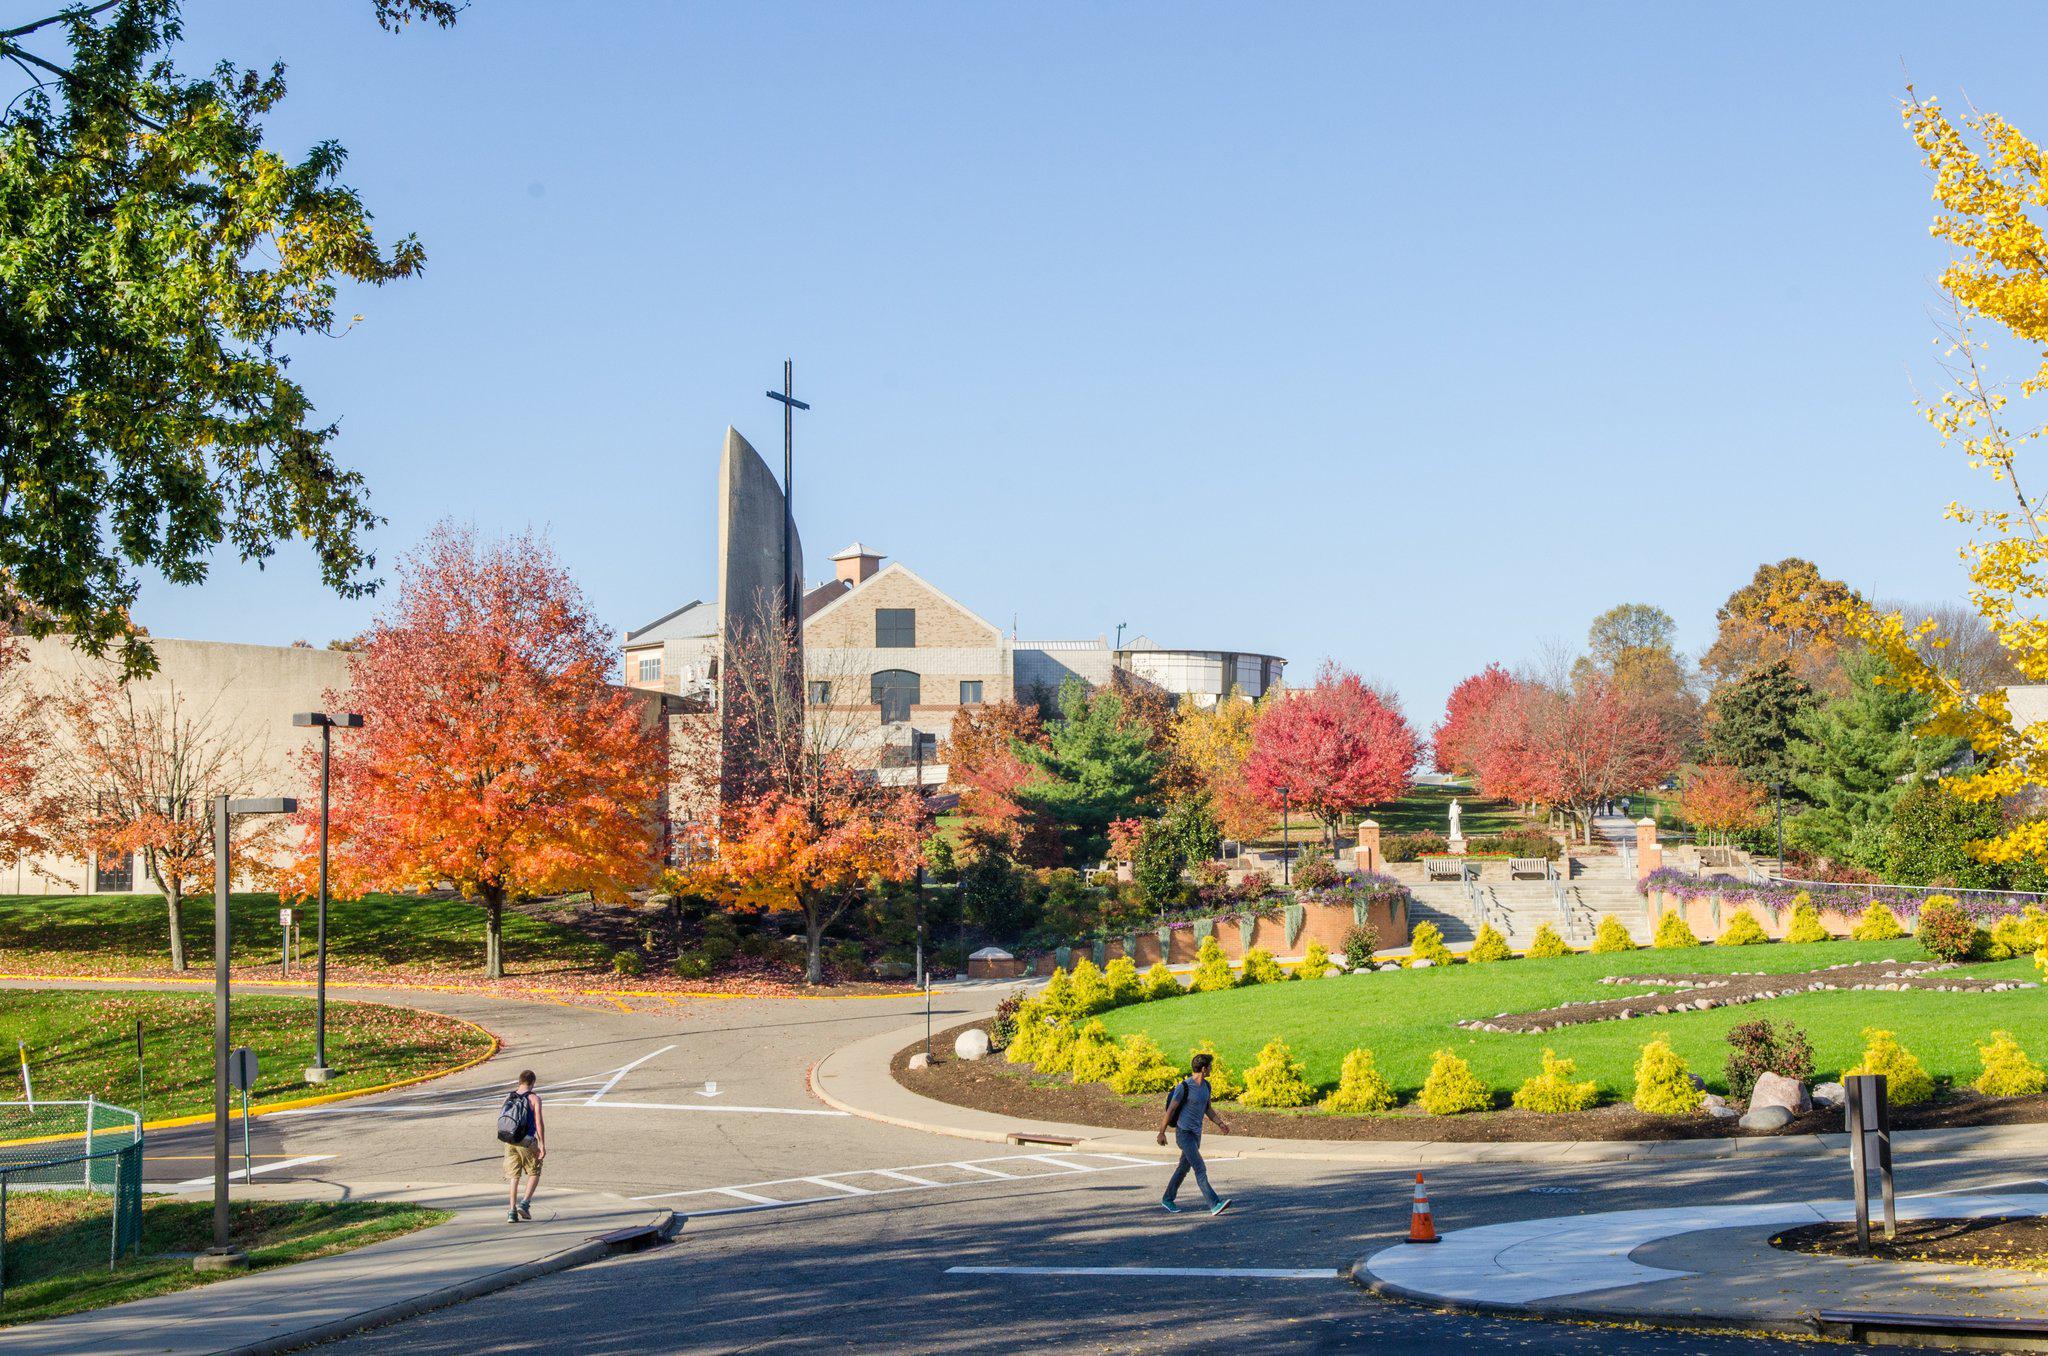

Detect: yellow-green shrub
1189,936,1235,992
2037,940,2048,983
1716,907,1769,946
1653,911,1700,949
1069,958,1110,1014
1591,916,1637,953
1239,1038,1317,1108
1040,967,1078,1022
1468,923,1513,963
1193,1040,1241,1100
1143,962,1184,1000
1418,1049,1493,1115
1409,921,1454,967
1067,1020,1119,1085
1240,947,1287,985
1005,999,1047,1064
1106,1033,1183,1095
1513,1048,1599,1113
1320,1048,1397,1113
1843,1027,1934,1106
1986,907,2045,960
1972,1031,2047,1098
1850,902,1905,942
1526,923,1567,959
1035,1020,1078,1074
1104,955,1144,1006
1294,939,1332,980
1785,900,1830,944
1632,1037,1703,1114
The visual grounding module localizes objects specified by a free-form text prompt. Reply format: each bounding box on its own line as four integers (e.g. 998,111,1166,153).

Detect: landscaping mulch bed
896,1021,2048,1142
1773,1216,2048,1272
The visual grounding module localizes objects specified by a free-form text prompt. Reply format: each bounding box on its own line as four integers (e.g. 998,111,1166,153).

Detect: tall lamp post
201,794,297,1273
1279,785,1293,888
293,712,361,1084
1769,781,1784,872
912,731,934,991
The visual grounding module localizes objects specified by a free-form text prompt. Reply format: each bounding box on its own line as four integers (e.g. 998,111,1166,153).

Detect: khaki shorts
503,1136,542,1179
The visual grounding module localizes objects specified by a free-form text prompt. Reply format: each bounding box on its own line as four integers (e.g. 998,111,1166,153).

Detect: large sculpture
715,426,803,796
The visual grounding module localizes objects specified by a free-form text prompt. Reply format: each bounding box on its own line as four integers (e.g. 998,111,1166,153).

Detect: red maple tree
1241,661,1419,843
1433,663,1514,775
1475,676,1678,843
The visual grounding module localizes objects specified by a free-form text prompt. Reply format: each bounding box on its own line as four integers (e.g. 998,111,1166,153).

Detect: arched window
871,669,920,724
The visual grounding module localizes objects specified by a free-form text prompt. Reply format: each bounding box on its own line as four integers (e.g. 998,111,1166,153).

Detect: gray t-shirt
1170,1077,1211,1133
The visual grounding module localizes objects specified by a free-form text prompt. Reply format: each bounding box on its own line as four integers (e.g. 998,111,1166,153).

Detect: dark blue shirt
1171,1077,1212,1133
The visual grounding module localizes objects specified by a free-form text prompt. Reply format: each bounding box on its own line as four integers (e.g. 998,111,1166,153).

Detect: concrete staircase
1385,854,1652,950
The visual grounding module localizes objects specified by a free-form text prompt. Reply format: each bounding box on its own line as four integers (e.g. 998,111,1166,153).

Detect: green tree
1132,821,1186,909
1018,678,1162,865
0,1,454,672
1586,603,1677,669
1164,794,1221,866
1789,652,1960,871
959,851,1036,941
1705,660,1815,790
1882,781,2009,889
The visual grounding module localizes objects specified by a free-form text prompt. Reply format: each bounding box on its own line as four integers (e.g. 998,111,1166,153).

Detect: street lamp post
201,794,296,1273
912,732,932,992
292,712,362,1084
1280,786,1293,887
1770,781,1784,872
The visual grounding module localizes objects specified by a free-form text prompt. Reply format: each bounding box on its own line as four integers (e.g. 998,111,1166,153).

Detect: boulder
1811,1081,1847,1109
1686,1072,1706,1090
1701,1094,1738,1120
907,1052,931,1070
954,1028,992,1061
1749,1071,1812,1116
873,960,915,981
1410,959,1434,969
1739,1104,1794,1132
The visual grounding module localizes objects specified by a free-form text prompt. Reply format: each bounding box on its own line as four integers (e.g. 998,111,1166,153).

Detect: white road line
631,1153,1153,1214
800,1176,872,1195
948,1267,1340,1280
870,1170,943,1186
950,1162,1017,1179
1023,1154,1093,1171
177,1154,334,1188
584,1045,679,1106
586,1100,847,1117
710,1187,783,1205
1089,1154,1164,1166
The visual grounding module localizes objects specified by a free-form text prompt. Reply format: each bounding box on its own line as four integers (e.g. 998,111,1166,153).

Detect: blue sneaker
1210,1198,1231,1216
1160,1200,1182,1213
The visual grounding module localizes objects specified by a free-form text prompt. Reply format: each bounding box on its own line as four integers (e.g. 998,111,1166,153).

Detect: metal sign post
1844,1073,1895,1252
229,1047,259,1187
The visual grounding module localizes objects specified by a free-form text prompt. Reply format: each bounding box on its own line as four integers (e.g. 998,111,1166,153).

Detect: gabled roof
802,562,1002,640
830,541,883,561
624,599,717,645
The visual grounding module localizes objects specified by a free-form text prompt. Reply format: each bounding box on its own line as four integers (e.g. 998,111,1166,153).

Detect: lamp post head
294,712,364,729
228,797,298,816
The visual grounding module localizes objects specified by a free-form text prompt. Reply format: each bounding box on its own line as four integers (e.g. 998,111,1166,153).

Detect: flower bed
1022,881,1410,975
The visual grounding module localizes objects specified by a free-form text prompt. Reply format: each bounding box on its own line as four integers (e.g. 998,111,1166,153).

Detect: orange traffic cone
1406,1171,1438,1244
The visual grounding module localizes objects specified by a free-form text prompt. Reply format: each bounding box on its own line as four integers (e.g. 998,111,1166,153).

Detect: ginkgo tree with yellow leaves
1853,94,2048,873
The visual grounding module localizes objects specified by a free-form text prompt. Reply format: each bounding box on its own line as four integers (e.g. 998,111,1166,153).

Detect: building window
876,608,916,648
872,669,920,723
636,656,661,683
959,680,984,706
808,680,831,706
93,851,134,893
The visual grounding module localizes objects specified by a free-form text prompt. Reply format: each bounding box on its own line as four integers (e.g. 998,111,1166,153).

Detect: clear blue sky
133,2,2048,724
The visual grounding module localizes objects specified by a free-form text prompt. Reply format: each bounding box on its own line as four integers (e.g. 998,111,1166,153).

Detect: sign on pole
1844,1072,1895,1252
228,1047,259,1091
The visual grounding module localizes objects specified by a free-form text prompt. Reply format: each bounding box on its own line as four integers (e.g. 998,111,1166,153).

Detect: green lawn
6,990,496,1120
1097,939,2047,1104
1362,784,1530,838
0,891,611,977
0,1192,446,1329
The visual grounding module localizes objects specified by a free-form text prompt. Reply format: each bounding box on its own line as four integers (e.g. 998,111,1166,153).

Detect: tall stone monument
715,426,803,795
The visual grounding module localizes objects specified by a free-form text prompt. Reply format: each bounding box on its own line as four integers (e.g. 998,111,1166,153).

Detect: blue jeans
1164,1129,1218,1206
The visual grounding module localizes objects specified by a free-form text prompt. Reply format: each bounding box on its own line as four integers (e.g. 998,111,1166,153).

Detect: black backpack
1164,1079,1190,1122
497,1089,533,1144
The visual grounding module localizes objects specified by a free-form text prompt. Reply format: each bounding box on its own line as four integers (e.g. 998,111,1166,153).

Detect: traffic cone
1406,1171,1438,1244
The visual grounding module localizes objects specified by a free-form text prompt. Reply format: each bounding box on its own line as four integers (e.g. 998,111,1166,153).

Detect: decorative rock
954,1028,991,1061
1749,1071,1812,1116
907,1052,931,1070
1812,1081,1847,1109
1702,1094,1738,1120
1739,1104,1794,1132
1686,1072,1706,1090
1411,959,1434,969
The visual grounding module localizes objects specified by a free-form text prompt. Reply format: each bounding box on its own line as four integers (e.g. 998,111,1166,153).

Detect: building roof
830,541,883,561
803,561,1003,640
623,599,718,645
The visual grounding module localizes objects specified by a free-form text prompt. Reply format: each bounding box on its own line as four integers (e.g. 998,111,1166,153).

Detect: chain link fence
0,1100,145,1305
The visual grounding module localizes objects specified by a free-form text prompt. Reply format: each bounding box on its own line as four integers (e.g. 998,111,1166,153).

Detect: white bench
1509,857,1550,880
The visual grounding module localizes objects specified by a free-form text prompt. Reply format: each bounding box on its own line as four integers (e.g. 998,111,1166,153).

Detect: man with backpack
498,1070,545,1222
1155,1052,1230,1215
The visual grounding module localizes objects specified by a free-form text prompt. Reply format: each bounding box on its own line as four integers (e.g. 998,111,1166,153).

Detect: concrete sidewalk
812,1016,2048,1166
0,1181,676,1356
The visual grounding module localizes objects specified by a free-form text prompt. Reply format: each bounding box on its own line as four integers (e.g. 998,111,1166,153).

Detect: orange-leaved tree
1680,762,1764,846
0,639,57,874
292,523,665,979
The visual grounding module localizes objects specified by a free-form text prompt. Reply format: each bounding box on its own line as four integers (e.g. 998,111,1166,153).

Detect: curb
1344,1260,1822,1340
212,1210,680,1356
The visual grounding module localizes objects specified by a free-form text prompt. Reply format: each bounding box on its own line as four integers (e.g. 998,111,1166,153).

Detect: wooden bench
1423,855,1466,882
1509,857,1550,880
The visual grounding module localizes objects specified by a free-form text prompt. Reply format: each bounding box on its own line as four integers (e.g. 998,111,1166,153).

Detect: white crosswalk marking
634,1152,1160,1217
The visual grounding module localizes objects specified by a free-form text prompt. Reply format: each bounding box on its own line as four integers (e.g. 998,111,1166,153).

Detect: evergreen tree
1705,661,1815,790
1018,679,1163,864
1882,781,2008,889
1789,651,1959,871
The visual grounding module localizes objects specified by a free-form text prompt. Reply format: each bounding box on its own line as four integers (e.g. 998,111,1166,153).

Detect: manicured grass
0,891,610,977
6,991,495,1120
0,1192,447,1329
1097,939,2047,1104
1361,784,1529,839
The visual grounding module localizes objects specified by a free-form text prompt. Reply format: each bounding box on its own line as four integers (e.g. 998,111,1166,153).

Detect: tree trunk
804,908,826,986
165,884,186,973
484,890,505,981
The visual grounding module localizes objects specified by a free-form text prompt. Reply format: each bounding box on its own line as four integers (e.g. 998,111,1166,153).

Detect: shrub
1341,922,1379,971
1850,901,1906,942
1107,1033,1184,1095
1722,1018,1815,1101
830,939,867,974
1035,1020,1078,1074
1409,920,1454,967
1193,1040,1241,1100
1632,1037,1703,1114
1067,1020,1119,1085
611,949,644,977
2038,939,2048,983
673,950,713,980
1240,947,1287,985
1234,870,1274,902
1468,923,1513,963
1785,899,1830,944
923,833,959,884
1418,1049,1493,1115
1382,831,1448,862
1986,907,2046,960
1914,896,1981,962
1294,939,1332,980
1320,1048,1398,1113
1716,908,1769,946
1652,910,1700,949
1512,1048,1599,1113
700,913,741,969
1526,923,1567,959
1039,967,1078,1022
1104,955,1144,1006
1069,957,1111,1014
1293,846,1342,891
1591,916,1637,953
989,993,1022,1050
1469,829,1560,860
1189,936,1235,992
1844,1027,1935,1106
1973,1031,2048,1097
1239,1038,1318,1108
1143,962,1184,1000
1005,999,1048,1064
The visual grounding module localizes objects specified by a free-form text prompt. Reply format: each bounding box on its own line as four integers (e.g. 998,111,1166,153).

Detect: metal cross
765,359,810,627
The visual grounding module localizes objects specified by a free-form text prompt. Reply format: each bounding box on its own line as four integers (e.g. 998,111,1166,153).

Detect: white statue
1447,798,1463,840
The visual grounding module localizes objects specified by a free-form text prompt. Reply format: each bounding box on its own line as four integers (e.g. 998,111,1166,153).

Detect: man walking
500,1069,546,1222
1156,1051,1230,1215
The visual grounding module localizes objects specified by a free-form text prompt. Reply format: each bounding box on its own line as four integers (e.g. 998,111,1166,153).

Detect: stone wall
1029,891,1411,975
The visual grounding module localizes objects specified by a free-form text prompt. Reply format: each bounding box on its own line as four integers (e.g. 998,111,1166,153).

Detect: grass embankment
1241,786,1534,849
6,991,495,1122
0,891,610,979
0,1192,447,1329
1096,939,2046,1102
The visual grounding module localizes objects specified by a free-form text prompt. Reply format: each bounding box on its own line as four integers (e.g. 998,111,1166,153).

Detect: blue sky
130,2,2048,723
